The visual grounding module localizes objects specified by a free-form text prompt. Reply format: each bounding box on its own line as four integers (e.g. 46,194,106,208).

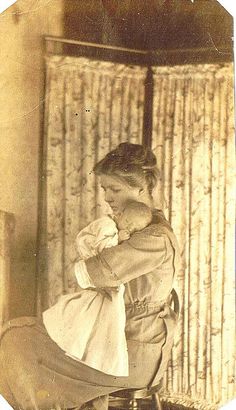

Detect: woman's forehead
99,174,124,187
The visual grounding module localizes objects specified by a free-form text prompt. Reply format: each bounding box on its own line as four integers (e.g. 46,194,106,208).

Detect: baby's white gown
43,216,128,376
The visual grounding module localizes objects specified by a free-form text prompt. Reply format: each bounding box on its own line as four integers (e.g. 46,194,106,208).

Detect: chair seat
111,381,162,399
109,396,152,409
109,382,163,409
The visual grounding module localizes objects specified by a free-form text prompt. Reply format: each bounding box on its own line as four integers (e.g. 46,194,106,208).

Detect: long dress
0,210,179,410
43,216,128,376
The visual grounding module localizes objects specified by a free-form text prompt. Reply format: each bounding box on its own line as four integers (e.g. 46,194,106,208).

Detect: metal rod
44,35,232,56
45,35,147,55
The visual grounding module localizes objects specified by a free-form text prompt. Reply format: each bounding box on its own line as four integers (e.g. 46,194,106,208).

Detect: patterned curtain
152,63,235,409
38,55,147,311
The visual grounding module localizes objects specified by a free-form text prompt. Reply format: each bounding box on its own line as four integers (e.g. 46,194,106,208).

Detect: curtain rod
45,36,147,55
44,36,232,57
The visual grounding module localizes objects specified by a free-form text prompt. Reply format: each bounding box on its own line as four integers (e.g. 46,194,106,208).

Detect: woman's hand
118,229,131,243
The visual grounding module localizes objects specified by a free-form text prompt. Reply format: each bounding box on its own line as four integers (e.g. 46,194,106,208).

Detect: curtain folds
38,55,147,310
151,63,235,409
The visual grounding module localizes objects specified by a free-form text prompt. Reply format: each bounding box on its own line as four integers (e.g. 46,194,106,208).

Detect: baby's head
116,200,152,234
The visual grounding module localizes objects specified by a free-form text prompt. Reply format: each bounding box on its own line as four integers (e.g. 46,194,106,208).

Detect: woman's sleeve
84,230,167,287
76,216,118,259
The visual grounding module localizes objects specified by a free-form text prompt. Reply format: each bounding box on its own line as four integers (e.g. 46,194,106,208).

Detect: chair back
147,288,180,389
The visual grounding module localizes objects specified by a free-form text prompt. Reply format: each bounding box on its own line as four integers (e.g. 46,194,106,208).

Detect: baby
117,199,153,242
43,200,152,377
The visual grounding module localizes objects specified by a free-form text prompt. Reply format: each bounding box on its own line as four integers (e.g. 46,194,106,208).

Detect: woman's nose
104,190,113,203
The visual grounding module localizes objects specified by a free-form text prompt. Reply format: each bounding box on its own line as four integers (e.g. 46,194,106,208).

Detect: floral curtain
38,55,147,311
152,63,235,409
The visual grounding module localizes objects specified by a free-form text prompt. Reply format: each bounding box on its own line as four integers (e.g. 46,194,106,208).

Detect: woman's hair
93,142,159,197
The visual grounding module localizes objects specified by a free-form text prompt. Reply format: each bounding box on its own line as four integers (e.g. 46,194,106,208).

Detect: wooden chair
109,289,180,410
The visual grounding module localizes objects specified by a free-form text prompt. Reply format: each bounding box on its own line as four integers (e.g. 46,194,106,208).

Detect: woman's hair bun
116,142,157,170
94,142,159,196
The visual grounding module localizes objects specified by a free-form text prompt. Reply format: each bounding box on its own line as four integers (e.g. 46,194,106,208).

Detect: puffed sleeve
84,229,168,287
76,216,118,259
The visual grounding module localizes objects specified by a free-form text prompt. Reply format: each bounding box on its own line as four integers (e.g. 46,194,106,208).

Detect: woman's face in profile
100,174,141,216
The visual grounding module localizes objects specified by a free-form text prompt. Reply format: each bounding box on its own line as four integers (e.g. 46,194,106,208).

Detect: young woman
0,142,179,410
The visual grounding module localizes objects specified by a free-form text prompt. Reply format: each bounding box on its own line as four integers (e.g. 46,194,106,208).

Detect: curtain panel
38,55,147,311
152,63,235,409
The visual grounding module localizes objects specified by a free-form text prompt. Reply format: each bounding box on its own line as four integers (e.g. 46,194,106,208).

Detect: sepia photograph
0,1,235,409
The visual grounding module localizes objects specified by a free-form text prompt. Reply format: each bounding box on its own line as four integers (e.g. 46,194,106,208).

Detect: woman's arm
84,229,168,287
